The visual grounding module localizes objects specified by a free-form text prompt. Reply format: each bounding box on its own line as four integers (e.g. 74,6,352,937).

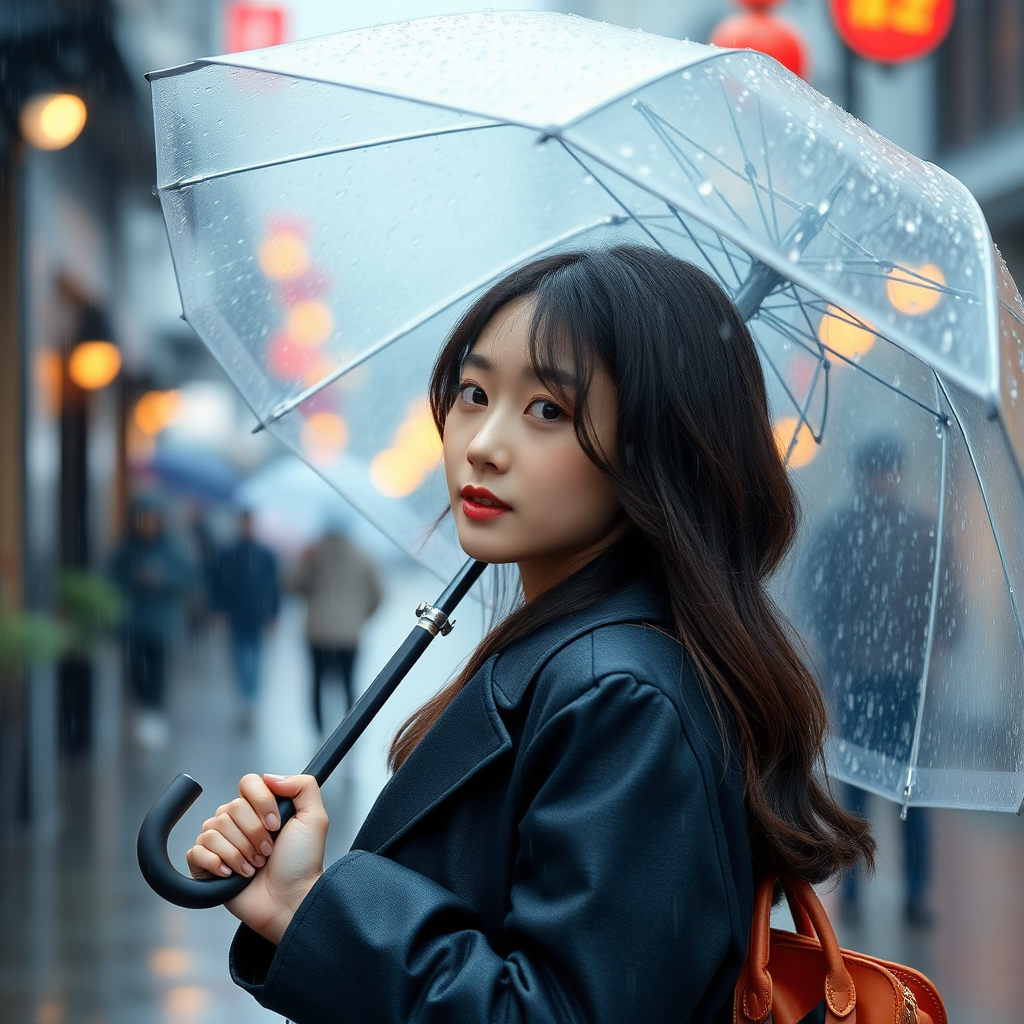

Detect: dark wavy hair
389,244,874,884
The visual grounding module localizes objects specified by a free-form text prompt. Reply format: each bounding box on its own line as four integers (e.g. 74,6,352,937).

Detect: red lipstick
460,485,511,521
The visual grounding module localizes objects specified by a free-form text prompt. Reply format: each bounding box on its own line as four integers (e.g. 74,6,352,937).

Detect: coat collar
352,575,669,854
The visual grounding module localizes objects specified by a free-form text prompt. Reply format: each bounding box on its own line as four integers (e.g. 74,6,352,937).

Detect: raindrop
697,180,713,196
940,329,953,353
935,421,944,437
787,248,800,262
682,70,692,80
818,200,830,215
618,145,634,158
893,374,901,387
638,165,652,176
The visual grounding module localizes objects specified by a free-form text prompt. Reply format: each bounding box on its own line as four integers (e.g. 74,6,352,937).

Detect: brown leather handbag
733,876,947,1024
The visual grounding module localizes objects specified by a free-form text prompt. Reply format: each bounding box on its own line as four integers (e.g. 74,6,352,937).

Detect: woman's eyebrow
462,352,492,372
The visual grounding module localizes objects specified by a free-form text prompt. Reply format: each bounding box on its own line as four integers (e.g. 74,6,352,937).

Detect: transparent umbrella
147,11,1024,813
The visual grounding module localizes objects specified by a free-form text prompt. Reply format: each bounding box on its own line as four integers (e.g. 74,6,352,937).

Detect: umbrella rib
663,206,745,289
757,309,950,422
556,142,670,254
632,103,756,234
1001,297,1024,330
715,77,774,243
936,374,1024,685
158,120,502,191
258,214,627,430
901,378,949,815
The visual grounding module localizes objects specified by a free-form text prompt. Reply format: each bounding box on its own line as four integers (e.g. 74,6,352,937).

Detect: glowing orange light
395,404,443,464
149,947,190,978
370,447,426,498
818,305,877,360
773,416,818,469
301,411,348,465
886,263,945,316
20,93,87,150
164,984,208,1018
134,390,182,435
258,230,309,281
286,300,334,346
68,341,120,390
268,333,317,379
369,400,442,498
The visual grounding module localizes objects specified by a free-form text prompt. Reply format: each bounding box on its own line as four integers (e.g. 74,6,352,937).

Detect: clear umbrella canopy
149,12,1024,811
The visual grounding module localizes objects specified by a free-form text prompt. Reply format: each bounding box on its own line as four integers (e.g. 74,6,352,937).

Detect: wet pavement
1,558,1022,1023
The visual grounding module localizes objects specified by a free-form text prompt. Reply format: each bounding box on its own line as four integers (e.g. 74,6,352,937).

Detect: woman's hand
186,773,328,945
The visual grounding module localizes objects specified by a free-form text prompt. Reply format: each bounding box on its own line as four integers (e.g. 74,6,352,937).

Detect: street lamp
68,308,120,390
19,93,87,151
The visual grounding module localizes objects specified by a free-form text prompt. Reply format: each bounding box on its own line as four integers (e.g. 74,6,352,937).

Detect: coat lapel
352,575,669,854
351,658,510,853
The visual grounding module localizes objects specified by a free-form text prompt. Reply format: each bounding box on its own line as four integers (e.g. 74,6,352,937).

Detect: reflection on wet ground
1,560,1022,1022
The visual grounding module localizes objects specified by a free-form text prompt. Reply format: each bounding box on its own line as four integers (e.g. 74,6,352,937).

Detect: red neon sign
830,0,955,63
224,4,287,53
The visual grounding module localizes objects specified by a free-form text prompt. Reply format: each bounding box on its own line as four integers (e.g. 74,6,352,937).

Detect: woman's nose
465,409,512,472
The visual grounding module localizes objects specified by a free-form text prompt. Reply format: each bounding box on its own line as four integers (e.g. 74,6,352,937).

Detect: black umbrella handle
137,558,487,910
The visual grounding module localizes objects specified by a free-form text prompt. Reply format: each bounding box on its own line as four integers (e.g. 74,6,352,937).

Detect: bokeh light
301,411,349,465
773,416,818,469
134,390,182,435
370,400,443,497
148,946,190,978
268,333,318,379
163,984,208,1021
286,300,334,346
68,341,121,390
370,447,428,498
258,229,310,281
818,305,877,360
886,263,946,315
20,93,87,150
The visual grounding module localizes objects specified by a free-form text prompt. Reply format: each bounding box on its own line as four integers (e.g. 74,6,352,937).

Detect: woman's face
443,296,626,601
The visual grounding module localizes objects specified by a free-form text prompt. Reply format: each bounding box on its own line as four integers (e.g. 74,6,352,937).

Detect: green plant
0,611,69,670
57,569,121,654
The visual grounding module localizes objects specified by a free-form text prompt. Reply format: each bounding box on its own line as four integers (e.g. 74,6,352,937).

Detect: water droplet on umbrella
697,180,713,196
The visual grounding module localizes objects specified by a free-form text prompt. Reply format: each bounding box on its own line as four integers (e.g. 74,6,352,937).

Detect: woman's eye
459,384,487,407
527,399,564,422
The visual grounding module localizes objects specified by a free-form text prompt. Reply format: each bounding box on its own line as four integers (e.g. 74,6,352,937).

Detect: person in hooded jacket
187,247,875,1024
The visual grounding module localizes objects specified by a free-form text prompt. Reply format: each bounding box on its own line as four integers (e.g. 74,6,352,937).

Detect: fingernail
219,865,232,876
265,773,288,782
253,854,266,867
260,841,273,857
265,813,279,830
241,861,255,876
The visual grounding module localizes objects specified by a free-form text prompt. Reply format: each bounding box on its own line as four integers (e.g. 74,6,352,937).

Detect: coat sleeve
229,672,742,1024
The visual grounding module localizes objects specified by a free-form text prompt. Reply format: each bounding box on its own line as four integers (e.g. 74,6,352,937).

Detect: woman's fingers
187,842,229,880
199,811,266,870
194,826,258,878
239,773,285,836
263,774,327,823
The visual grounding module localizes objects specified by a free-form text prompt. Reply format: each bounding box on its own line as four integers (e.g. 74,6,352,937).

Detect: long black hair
390,244,874,884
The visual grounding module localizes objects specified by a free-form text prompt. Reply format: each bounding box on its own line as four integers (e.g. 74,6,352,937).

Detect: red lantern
830,0,954,63
710,0,810,80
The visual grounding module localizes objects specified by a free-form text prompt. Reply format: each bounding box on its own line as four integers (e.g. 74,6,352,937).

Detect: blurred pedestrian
213,509,280,730
289,520,381,733
109,496,193,750
801,435,960,928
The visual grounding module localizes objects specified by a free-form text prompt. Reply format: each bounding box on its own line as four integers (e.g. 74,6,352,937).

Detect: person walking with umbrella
213,509,280,731
288,514,382,734
185,248,874,1023
800,436,963,928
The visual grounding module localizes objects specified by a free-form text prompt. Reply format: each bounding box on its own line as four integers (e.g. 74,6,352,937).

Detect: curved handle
739,875,856,1024
137,772,295,910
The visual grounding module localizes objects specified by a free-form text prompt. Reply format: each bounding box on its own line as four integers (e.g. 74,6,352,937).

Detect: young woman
187,245,874,1023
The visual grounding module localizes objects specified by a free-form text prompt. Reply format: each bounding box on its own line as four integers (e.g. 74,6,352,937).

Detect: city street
1,553,1023,1022
0,561,490,1024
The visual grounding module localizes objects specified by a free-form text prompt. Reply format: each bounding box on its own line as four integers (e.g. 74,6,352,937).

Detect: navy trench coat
230,575,753,1023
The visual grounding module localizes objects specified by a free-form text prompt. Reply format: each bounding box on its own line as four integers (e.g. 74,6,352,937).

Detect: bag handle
738,875,857,1024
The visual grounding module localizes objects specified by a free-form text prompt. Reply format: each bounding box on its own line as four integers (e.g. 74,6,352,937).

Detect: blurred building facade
0,0,214,832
